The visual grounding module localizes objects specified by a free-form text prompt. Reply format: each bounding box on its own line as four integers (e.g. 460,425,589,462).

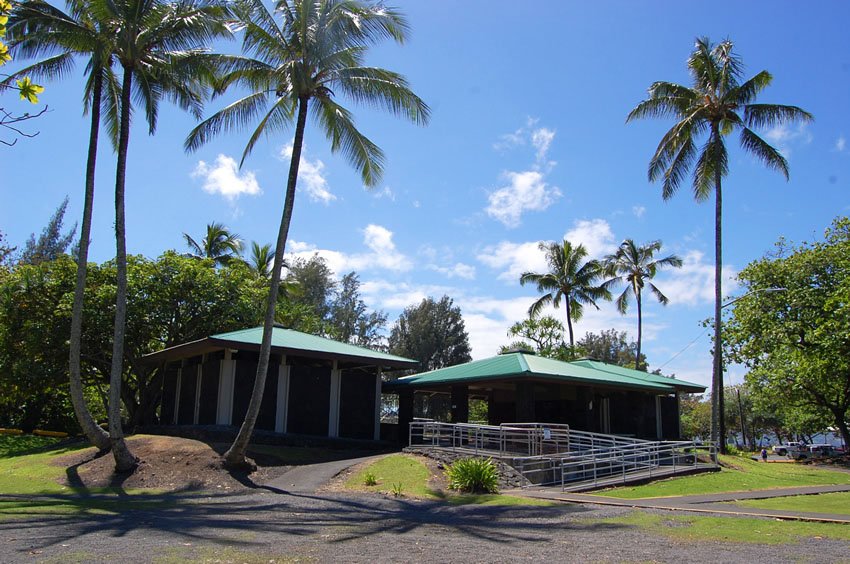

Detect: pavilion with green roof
144,325,416,441
383,351,705,442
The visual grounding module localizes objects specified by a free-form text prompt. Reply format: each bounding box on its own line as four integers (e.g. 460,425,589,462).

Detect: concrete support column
328,360,341,438
515,381,535,422
216,351,235,425
450,385,469,423
398,390,414,446
275,356,289,434
373,367,383,441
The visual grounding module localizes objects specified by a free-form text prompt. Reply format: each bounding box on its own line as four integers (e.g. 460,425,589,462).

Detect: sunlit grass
584,510,850,544
598,455,850,499
730,491,850,516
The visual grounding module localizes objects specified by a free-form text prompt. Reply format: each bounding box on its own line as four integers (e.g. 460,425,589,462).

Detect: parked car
772,442,804,457
789,444,836,460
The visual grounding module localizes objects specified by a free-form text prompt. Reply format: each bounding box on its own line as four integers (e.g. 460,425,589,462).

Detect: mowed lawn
597,455,850,499
730,491,850,516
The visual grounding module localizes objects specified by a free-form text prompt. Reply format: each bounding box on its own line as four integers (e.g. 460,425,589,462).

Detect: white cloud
485,170,561,228
192,154,262,201
564,218,617,258
835,136,846,153
655,250,738,306
280,144,336,204
477,240,547,282
632,205,646,218
286,224,411,275
531,127,556,163
428,262,476,280
763,123,812,158
372,185,395,200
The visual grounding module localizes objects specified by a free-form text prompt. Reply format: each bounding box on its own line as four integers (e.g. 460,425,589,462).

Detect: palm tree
603,239,682,370
5,0,121,452
247,241,274,278
183,222,243,265
185,0,429,468
99,0,231,471
627,37,812,452
520,240,611,348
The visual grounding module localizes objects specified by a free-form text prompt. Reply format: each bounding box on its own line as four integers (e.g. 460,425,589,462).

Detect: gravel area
2,489,849,563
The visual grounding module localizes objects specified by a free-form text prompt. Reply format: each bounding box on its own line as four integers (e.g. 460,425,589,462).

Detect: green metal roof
569,359,706,393
142,325,417,369
383,352,703,393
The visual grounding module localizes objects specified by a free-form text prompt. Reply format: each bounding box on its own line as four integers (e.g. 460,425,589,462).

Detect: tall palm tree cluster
520,237,682,371
5,0,428,471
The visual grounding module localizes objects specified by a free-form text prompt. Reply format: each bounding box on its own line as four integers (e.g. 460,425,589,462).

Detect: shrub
391,482,403,497
363,472,377,486
446,457,499,493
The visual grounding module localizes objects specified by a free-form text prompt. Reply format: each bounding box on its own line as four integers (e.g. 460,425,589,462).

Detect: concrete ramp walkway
265,455,383,494
507,484,850,524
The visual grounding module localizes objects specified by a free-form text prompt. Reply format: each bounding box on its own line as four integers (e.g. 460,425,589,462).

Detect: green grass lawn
0,436,176,519
730,491,850,516
585,510,850,544
345,454,554,506
597,455,850,499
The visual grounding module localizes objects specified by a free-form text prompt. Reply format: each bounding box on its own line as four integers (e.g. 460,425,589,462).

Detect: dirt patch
53,435,291,493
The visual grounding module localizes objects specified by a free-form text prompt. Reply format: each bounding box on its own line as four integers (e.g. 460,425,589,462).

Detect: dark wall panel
177,366,198,425
197,360,220,425
160,366,179,424
231,359,258,428
661,395,679,439
339,370,376,440
256,367,278,431
287,365,330,436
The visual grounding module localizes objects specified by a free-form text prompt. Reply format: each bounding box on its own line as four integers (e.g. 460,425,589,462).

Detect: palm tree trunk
635,285,643,371
711,158,726,454
108,64,138,473
565,301,574,348
69,69,111,452
224,95,310,469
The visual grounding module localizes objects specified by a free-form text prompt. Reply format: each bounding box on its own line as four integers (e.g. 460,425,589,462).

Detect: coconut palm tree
520,240,611,349
247,241,274,278
98,0,231,471
5,0,121,452
603,239,682,370
185,0,429,468
626,37,812,452
183,222,243,265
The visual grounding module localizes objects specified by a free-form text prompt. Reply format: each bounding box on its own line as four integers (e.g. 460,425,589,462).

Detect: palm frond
314,95,384,186
648,283,670,306
184,90,272,152
333,66,430,125
739,127,790,180
744,103,813,130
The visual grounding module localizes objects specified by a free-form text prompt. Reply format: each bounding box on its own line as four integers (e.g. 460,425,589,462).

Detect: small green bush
391,482,404,497
446,457,499,493
363,472,377,486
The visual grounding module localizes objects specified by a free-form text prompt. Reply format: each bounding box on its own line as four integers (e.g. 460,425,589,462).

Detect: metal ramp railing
407,420,718,491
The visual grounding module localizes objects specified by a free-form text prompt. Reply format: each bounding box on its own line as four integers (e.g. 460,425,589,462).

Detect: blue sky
3,1,849,389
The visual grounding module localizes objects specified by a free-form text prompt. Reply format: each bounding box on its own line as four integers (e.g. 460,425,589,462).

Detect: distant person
761,448,768,462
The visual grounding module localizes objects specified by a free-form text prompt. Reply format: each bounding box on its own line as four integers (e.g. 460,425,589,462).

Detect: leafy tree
627,37,812,452
499,315,566,359
284,255,336,320
679,393,710,440
0,230,15,266
603,239,681,369
0,0,46,146
103,0,232,471
388,295,471,373
576,329,648,370
329,272,386,348
185,0,429,468
7,0,123,451
520,239,611,347
183,222,244,266
726,217,850,448
18,196,77,265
